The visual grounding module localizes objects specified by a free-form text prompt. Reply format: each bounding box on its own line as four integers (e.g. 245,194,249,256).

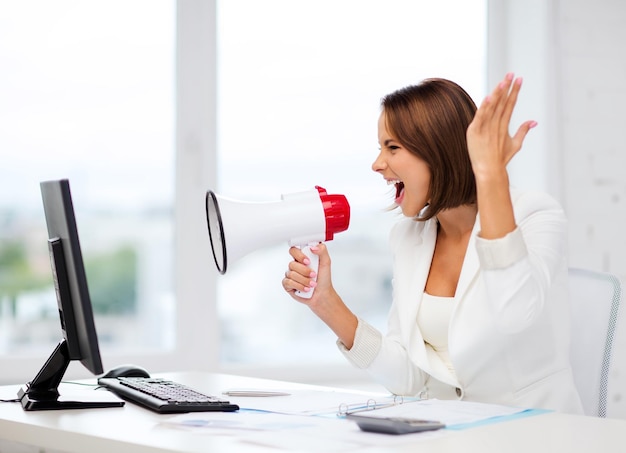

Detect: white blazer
339,189,584,414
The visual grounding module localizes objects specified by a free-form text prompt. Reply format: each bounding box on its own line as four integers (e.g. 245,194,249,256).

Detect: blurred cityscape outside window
0,0,176,357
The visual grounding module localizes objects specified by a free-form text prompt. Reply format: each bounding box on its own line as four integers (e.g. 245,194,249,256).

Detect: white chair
568,267,622,417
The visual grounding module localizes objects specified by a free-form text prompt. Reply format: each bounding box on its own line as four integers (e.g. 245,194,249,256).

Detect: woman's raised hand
466,73,537,178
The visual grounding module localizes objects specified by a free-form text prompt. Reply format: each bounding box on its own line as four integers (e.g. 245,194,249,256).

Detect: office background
0,0,625,421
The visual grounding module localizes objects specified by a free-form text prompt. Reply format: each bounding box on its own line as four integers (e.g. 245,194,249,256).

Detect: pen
222,389,291,397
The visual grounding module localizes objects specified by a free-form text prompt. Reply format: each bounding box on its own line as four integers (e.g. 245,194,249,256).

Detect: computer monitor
17,179,124,410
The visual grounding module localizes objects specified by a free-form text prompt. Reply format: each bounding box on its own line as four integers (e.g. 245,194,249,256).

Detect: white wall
556,0,626,286
556,0,626,420
491,0,626,419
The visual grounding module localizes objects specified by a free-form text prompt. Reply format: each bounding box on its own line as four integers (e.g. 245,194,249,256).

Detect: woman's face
372,111,431,217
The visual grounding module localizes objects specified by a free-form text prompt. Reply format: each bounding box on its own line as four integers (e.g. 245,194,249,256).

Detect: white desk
1,371,625,453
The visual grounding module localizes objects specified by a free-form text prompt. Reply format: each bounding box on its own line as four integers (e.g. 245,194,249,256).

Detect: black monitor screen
17,179,123,410
42,179,103,373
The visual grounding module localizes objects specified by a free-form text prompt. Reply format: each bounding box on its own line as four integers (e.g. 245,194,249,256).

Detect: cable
0,381,98,403
1,381,100,403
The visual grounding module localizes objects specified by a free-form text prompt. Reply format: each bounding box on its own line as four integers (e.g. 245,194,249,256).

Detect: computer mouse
99,364,151,379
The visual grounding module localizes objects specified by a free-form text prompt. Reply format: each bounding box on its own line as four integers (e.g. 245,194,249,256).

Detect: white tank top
417,292,457,376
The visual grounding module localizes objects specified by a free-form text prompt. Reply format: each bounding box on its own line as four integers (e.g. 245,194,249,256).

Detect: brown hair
381,78,477,220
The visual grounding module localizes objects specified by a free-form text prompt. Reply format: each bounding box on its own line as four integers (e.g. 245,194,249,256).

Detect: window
0,0,176,382
216,0,487,373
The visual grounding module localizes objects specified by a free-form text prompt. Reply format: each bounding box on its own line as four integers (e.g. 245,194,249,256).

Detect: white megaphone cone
205,186,350,298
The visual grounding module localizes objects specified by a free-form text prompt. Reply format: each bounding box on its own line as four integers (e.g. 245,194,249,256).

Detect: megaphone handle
295,244,318,299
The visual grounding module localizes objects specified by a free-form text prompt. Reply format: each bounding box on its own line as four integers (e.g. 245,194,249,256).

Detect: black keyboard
98,377,239,414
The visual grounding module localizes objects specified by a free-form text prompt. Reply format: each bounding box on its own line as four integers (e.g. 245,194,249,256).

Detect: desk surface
1,371,625,453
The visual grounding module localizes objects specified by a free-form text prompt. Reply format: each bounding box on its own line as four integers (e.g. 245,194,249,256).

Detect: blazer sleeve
474,189,568,333
337,316,430,396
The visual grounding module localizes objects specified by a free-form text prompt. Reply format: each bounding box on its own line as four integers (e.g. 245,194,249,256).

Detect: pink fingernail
303,258,310,265
310,271,317,278
529,121,538,128
309,281,317,288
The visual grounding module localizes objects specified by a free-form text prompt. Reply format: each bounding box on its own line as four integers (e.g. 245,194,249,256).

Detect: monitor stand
18,340,125,411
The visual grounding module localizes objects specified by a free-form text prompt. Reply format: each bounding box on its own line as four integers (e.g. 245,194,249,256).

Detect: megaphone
205,186,350,298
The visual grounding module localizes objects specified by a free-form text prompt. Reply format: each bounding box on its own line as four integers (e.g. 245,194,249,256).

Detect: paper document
222,388,534,429
163,396,544,452
164,410,445,452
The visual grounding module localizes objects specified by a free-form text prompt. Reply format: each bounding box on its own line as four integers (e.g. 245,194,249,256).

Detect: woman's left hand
466,73,537,178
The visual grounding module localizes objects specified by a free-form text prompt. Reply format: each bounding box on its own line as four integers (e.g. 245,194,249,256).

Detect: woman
282,74,583,414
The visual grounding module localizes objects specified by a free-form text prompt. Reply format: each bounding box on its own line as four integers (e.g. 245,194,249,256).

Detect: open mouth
395,182,404,200
387,179,404,203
